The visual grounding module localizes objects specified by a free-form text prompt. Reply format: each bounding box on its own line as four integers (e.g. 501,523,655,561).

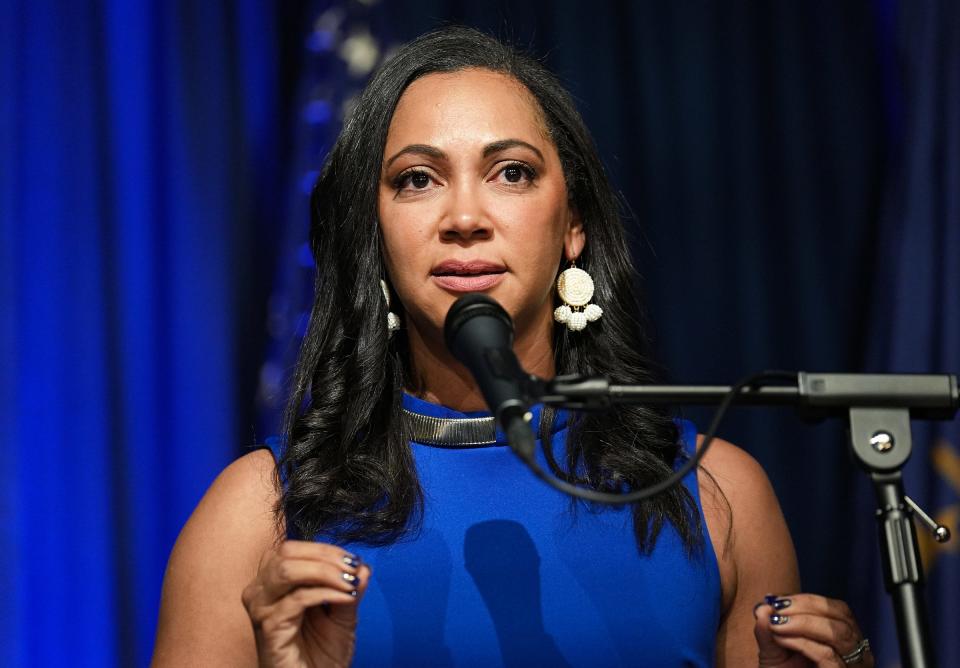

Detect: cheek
382,223,432,260
379,199,418,266
380,229,417,297
379,211,435,312
501,197,568,265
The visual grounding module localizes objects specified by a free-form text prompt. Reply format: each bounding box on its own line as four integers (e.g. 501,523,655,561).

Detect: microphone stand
534,372,957,668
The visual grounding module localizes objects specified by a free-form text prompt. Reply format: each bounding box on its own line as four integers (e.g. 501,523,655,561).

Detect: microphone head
443,294,535,460
444,293,513,361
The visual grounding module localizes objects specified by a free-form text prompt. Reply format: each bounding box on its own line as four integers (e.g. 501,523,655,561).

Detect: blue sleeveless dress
266,394,721,667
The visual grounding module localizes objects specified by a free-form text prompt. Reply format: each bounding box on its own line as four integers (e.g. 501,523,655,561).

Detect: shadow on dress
465,520,572,668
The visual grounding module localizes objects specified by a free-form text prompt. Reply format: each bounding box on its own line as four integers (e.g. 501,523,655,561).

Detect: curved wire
516,370,797,505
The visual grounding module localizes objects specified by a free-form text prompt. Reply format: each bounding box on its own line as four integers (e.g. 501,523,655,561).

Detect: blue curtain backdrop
3,0,958,666
0,1,281,665
853,1,960,665
379,0,889,608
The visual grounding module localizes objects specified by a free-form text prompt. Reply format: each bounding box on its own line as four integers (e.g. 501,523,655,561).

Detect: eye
392,168,435,194
409,172,430,188
493,161,536,187
503,166,524,182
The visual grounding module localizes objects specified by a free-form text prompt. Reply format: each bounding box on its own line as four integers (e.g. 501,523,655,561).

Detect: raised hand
242,541,372,668
754,593,873,667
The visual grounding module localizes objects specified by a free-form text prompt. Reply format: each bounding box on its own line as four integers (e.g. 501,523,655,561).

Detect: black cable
514,370,797,505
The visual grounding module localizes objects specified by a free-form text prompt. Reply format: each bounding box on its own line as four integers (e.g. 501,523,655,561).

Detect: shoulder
153,449,283,666
694,435,800,666
697,435,780,529
696,434,797,580
193,447,281,527
168,448,282,558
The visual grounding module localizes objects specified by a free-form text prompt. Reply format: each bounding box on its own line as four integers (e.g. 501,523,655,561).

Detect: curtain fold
854,2,960,665
382,0,887,613
3,1,956,665
0,2,279,665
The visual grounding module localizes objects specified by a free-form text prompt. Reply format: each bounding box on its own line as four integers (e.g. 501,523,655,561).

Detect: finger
275,540,363,568
771,634,845,667
326,563,372,627
261,557,363,601
767,612,862,658
270,585,358,625
753,594,793,620
754,606,795,667
769,594,860,631
251,584,358,648
243,541,368,622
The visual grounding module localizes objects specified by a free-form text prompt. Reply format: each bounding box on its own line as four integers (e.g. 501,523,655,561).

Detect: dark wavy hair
278,26,703,555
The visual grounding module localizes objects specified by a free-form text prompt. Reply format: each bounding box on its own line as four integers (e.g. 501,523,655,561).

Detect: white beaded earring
380,279,400,335
553,262,602,331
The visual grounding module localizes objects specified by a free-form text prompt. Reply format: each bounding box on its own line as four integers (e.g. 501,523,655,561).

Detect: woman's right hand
242,540,371,668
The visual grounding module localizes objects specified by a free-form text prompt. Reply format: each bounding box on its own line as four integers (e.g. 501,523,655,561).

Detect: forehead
384,69,550,151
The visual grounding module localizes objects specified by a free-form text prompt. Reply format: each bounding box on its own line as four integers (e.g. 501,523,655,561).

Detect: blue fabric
0,2,280,665
854,2,960,666
267,398,720,666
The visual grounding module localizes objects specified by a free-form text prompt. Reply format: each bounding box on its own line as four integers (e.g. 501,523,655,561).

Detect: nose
439,182,492,242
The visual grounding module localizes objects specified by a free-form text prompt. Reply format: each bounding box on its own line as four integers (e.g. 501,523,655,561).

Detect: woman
152,27,872,667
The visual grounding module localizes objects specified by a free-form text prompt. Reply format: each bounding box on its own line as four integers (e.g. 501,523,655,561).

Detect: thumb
755,599,792,667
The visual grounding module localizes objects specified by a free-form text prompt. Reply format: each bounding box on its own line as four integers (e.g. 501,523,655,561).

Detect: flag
255,1,392,438
855,2,960,665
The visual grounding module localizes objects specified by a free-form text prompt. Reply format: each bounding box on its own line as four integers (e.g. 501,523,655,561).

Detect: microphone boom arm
540,372,958,419
534,370,957,668
442,294,954,666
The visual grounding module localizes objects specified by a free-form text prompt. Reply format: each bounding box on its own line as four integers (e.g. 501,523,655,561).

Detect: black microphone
444,294,537,460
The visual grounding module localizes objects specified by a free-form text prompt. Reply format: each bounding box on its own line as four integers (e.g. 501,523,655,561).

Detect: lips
431,259,506,292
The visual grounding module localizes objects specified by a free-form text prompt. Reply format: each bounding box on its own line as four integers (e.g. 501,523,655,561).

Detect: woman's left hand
754,593,874,667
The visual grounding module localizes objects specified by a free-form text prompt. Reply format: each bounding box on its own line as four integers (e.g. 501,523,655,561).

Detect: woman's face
378,68,584,344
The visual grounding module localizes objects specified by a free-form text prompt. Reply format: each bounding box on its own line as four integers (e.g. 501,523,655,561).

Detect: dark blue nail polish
770,614,789,625
764,594,778,606
342,572,358,584
772,598,791,611
343,555,360,568
350,589,358,597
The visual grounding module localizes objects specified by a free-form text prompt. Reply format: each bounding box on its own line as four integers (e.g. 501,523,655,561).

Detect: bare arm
697,437,802,667
152,449,281,667
700,438,872,667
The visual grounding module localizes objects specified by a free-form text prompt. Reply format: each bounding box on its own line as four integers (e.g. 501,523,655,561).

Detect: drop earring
380,279,400,335
553,262,602,331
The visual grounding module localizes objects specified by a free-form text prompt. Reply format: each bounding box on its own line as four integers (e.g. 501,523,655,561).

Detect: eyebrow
384,144,446,169
482,138,544,162
383,138,545,170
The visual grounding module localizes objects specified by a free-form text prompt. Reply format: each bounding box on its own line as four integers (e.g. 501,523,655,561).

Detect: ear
562,205,585,262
